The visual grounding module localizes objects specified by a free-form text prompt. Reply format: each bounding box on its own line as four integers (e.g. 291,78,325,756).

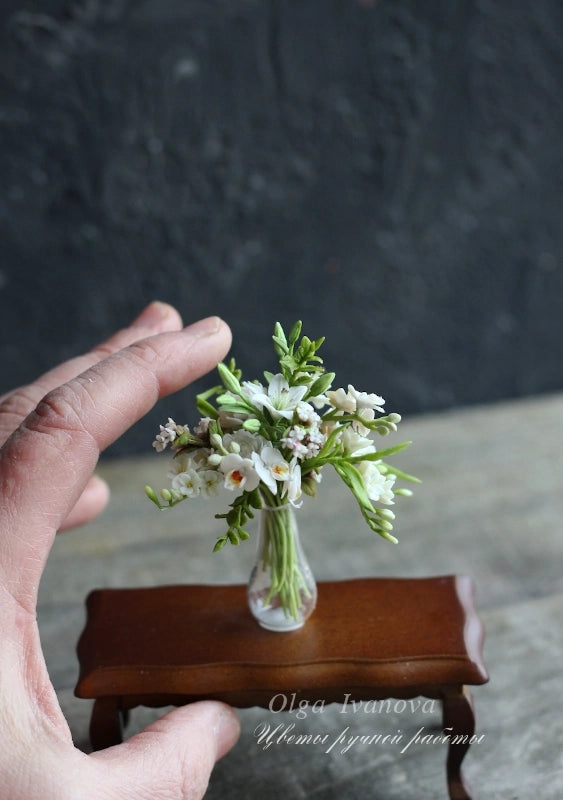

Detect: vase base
250,603,308,633
257,618,305,633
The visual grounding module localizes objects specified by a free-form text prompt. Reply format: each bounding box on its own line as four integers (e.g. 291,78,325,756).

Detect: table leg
90,697,126,751
442,686,476,800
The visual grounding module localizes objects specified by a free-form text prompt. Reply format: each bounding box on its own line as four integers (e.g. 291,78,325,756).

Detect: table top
75,577,488,702
39,391,563,799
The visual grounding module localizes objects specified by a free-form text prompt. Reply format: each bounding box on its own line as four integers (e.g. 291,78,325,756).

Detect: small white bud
209,433,223,449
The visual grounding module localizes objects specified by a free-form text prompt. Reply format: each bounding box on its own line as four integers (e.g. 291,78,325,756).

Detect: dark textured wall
1,0,562,455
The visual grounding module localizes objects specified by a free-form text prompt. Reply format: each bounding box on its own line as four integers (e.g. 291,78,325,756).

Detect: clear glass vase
247,504,317,632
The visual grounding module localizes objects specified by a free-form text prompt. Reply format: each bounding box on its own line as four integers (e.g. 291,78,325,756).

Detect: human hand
0,302,240,799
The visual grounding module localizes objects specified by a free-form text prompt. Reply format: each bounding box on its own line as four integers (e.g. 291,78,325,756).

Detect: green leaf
350,441,411,462
308,371,335,397
273,321,287,346
280,354,299,373
382,464,422,483
196,396,219,419
334,462,373,511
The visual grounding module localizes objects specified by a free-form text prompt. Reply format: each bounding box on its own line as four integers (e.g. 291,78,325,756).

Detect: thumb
90,702,240,800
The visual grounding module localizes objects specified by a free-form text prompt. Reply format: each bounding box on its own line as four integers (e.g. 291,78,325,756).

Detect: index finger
0,301,184,445
0,316,231,610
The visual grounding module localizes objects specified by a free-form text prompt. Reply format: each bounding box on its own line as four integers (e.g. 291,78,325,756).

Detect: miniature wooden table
75,576,488,800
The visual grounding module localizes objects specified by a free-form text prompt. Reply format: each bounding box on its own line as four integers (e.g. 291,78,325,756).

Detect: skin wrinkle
1,332,218,603
0,312,240,799
0,383,47,437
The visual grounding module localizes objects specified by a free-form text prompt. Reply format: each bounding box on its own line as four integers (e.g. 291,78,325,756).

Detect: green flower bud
217,362,242,393
242,417,261,433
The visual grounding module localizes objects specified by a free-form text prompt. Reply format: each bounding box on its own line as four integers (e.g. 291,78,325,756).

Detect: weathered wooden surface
38,392,563,798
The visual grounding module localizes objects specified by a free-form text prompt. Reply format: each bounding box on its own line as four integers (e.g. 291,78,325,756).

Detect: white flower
283,458,303,507
352,408,376,436
238,380,266,404
219,453,260,492
153,417,181,452
340,427,376,457
326,385,385,415
252,446,290,493
223,430,266,459
348,386,385,413
193,417,212,437
171,468,203,498
309,394,329,410
358,461,396,504
242,374,307,420
326,387,356,413
200,470,222,498
295,401,321,426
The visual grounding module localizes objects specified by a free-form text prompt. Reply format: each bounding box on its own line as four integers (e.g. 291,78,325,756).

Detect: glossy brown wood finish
76,576,487,798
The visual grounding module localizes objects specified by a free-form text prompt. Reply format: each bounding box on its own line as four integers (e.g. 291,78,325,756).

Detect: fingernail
214,706,241,758
130,301,173,329
184,316,223,338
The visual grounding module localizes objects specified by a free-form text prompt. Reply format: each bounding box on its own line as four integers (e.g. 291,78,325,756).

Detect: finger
90,702,240,800
0,301,183,445
58,474,110,532
0,317,232,608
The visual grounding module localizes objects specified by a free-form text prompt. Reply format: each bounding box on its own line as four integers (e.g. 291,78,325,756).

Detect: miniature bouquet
146,321,418,631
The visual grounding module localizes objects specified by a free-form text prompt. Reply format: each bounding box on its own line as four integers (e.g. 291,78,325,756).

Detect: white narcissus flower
200,470,222,498
219,453,260,492
171,468,203,498
358,461,396,504
252,446,290,493
243,374,307,420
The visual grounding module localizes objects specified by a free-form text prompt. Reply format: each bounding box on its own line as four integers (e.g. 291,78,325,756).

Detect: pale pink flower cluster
152,418,182,452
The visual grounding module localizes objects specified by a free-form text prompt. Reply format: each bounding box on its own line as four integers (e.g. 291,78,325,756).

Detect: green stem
258,504,312,620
